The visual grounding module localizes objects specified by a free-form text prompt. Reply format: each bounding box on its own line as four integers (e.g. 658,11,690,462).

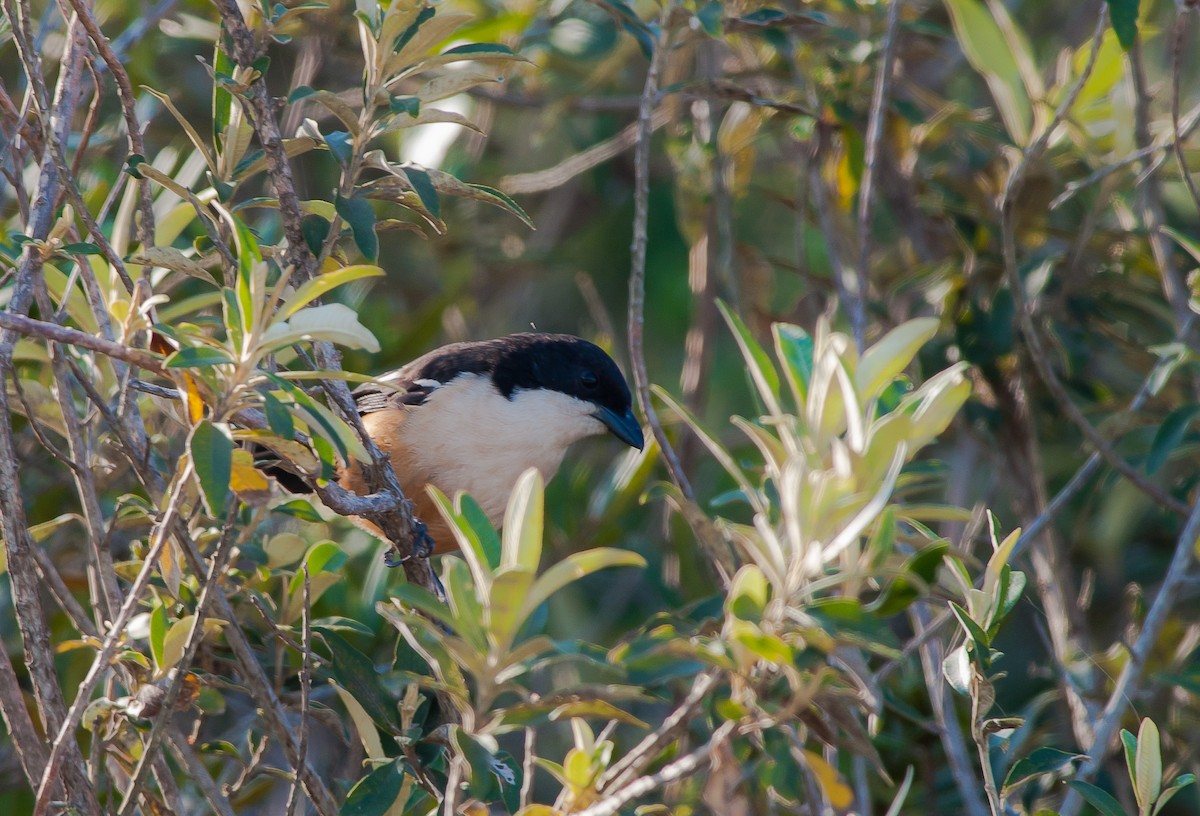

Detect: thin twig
853,0,904,352
626,10,694,502
599,671,718,791
500,107,670,194
284,565,314,816
910,603,991,816
576,720,737,816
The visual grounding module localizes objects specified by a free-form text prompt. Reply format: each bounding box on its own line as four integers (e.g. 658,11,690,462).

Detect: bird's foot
382,520,435,567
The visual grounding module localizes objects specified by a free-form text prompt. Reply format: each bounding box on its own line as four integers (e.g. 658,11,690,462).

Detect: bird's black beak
593,405,645,450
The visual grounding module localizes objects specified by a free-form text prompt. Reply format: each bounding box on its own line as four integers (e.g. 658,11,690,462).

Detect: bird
266,333,644,554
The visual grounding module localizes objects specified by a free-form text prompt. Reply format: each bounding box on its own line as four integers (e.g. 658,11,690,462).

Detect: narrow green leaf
189,420,233,516
1122,728,1139,790
718,300,781,415
1104,0,1139,50
1066,781,1127,816
212,39,234,147
728,564,769,620
1002,747,1085,793
773,322,814,408
441,557,488,651
262,391,295,439
1135,718,1162,811
489,567,535,650
301,213,331,257
149,603,167,672
1147,405,1200,474
61,242,102,255
278,264,384,319
501,468,543,573
518,548,645,626
460,494,501,570
401,166,440,220
166,347,233,368
335,194,379,262
321,630,401,733
452,727,500,802
340,757,407,816
942,0,1032,143
1155,775,1197,816
272,498,322,522
949,601,991,652
388,584,457,632
856,317,939,404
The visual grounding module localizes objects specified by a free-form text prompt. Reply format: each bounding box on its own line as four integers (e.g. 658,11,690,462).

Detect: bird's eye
579,370,599,390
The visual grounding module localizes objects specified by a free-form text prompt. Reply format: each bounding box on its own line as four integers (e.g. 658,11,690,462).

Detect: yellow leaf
230,449,271,505
803,750,854,809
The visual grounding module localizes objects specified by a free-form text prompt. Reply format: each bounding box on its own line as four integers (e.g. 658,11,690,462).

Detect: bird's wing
352,373,440,415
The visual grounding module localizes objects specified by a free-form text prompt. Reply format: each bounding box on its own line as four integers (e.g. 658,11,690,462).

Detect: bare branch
0,310,166,375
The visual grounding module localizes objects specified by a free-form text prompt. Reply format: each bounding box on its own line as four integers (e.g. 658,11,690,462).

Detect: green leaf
335,194,379,262
489,567,535,650
321,630,402,734
452,728,499,802
263,303,381,353
501,468,543,573
942,644,972,695
870,540,949,616
149,603,167,671
61,242,102,255
949,601,991,652
856,317,939,404
728,564,769,620
190,420,233,516
773,322,814,408
1147,405,1200,475
518,548,645,627
1122,727,1140,789
272,498,322,522
1066,781,1127,816
733,623,794,665
1155,775,1197,816
942,0,1032,143
1135,718,1162,811
301,213,331,257
549,699,649,729
166,347,233,368
212,39,234,147
1002,747,1084,793
1104,0,1139,50
278,264,384,319
441,557,488,651
388,583,457,632
389,96,420,116
461,494,501,570
718,300,781,416
262,391,295,439
340,758,407,816
403,165,441,218
284,541,346,622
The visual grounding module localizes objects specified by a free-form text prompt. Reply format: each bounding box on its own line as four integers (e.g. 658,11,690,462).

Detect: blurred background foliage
6,0,1200,813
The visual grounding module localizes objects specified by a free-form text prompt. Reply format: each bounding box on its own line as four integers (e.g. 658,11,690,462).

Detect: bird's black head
419,333,644,450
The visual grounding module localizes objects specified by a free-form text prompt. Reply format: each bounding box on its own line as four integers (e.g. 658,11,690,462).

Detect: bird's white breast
397,374,606,522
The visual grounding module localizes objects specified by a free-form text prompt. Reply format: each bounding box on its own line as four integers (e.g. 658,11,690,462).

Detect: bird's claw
382,520,435,568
